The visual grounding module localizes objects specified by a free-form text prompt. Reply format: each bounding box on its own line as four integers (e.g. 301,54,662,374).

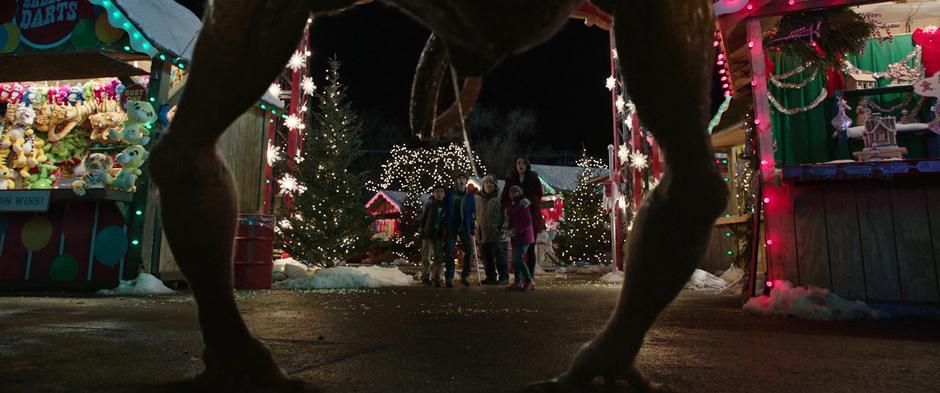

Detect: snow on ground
743,280,890,320
599,271,624,283
598,269,728,292
557,264,613,274
275,266,415,289
97,273,176,296
272,257,312,282
684,269,727,292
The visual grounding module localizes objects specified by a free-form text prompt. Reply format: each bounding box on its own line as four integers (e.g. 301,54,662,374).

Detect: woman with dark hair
501,156,544,282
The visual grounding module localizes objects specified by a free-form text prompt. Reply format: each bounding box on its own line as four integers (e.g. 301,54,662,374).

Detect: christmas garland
770,65,820,89
767,87,828,115
865,94,915,113
842,46,924,83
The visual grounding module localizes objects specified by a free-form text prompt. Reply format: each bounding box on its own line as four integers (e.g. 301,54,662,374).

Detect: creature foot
168,337,319,393
523,334,675,393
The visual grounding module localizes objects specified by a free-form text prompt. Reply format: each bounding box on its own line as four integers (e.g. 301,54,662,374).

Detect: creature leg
527,1,726,391
148,1,317,391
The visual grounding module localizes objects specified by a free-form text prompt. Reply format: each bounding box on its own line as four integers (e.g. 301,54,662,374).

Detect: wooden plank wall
770,178,940,303
217,108,266,214
154,107,267,281
702,228,735,273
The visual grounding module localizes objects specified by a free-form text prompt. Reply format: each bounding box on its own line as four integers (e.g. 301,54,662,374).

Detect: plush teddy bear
109,144,148,192
110,101,156,145
0,166,16,190
4,106,36,177
72,152,113,196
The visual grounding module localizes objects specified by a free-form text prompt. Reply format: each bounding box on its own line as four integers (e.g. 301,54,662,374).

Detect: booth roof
114,0,284,108
531,164,606,193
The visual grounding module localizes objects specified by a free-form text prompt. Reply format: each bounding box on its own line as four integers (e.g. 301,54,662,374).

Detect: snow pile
599,271,624,284
684,269,727,292
597,269,729,292
97,273,175,296
272,258,313,282
276,266,415,289
744,280,890,320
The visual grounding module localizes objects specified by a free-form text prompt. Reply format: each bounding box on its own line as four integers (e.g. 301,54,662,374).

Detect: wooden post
748,17,778,282
138,59,172,279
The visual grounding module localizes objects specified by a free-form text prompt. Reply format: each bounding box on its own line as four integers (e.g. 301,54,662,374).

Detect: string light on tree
556,150,610,264
276,58,372,266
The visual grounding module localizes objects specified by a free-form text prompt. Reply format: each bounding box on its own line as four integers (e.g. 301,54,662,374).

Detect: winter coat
507,201,535,246
501,171,545,233
422,199,446,240
475,190,508,244
445,188,476,234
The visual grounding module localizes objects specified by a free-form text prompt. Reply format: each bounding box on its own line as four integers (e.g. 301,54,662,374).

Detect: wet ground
1,276,939,393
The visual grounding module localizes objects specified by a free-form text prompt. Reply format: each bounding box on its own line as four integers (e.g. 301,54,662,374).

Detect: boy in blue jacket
443,173,476,287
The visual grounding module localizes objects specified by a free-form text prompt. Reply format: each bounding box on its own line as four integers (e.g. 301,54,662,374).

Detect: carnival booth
0,0,282,289
716,0,940,304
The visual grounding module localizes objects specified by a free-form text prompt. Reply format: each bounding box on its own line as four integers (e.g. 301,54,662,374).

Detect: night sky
307,3,615,158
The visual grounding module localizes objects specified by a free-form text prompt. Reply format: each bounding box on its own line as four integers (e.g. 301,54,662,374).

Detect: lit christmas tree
555,151,610,264
369,143,485,258
277,58,372,266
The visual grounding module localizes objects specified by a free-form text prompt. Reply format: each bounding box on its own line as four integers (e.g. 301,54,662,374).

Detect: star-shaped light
629,151,649,171
284,114,305,131
278,174,299,195
606,76,616,91
268,83,283,98
617,144,630,163
287,51,306,71
266,141,281,166
611,49,618,60
302,76,316,96
278,219,293,230
616,95,626,112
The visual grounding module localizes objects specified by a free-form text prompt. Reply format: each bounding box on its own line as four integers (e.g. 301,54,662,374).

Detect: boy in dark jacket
443,173,476,287
422,186,447,287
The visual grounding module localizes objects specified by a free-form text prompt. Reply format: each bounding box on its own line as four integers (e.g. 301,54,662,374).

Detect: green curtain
770,34,927,165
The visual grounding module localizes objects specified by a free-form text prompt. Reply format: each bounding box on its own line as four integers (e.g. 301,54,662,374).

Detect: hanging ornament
831,94,853,137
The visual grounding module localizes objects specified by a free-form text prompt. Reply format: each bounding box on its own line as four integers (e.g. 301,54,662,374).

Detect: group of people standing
418,157,544,291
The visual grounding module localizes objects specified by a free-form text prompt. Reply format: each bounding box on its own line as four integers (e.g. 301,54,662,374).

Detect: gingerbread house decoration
847,73,877,90
853,113,907,161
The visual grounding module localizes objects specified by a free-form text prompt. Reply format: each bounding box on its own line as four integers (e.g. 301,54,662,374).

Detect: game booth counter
0,0,284,290
715,0,940,305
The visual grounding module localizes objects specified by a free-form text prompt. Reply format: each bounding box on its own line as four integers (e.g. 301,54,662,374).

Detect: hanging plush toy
109,144,148,192
72,152,113,196
110,100,156,145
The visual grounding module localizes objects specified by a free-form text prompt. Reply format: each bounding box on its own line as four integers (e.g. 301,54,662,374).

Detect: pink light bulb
754,118,761,125
760,160,768,166
766,239,774,246
721,76,728,82
717,60,724,66
722,83,729,89
713,40,720,47
719,69,726,74
751,80,757,86
766,280,774,288
789,0,795,4
747,3,753,10
763,197,770,204
748,41,754,48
